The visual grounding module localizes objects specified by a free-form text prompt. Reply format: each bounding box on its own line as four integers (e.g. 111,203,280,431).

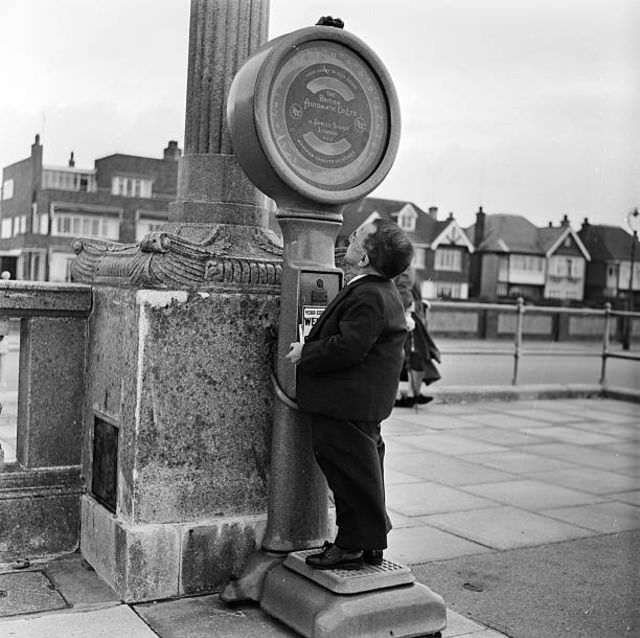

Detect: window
498,256,509,281
412,247,426,269
2,179,14,200
436,281,462,298
136,220,167,241
53,213,119,240
548,256,583,279
510,255,544,272
434,248,462,271
49,253,77,282
42,169,96,192
396,205,417,232
1,218,11,238
111,176,152,198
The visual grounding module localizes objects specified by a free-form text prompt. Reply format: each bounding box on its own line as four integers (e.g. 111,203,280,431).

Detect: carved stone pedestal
78,283,281,601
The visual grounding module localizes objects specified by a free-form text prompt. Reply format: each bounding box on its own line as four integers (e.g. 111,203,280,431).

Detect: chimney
560,214,570,227
30,133,43,199
428,206,438,220
581,217,590,232
163,140,181,161
68,151,75,168
447,212,454,220
548,221,553,228
474,205,486,247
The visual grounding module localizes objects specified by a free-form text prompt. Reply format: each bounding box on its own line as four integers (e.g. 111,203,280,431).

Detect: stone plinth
80,286,279,600
0,467,82,559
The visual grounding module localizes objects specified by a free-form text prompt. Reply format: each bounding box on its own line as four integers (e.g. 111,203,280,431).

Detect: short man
286,218,414,569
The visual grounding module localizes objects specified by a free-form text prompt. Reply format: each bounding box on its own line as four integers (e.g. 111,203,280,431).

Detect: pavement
1,395,639,637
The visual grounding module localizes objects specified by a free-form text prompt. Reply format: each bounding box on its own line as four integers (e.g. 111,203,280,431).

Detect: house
0,134,179,281
339,197,474,299
578,219,640,306
467,208,590,302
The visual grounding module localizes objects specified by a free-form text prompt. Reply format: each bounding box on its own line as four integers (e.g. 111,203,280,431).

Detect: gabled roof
538,225,590,260
340,197,441,245
466,214,541,254
430,218,475,252
578,224,640,261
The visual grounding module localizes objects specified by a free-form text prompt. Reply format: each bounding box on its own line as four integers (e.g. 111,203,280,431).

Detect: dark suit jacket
296,274,407,421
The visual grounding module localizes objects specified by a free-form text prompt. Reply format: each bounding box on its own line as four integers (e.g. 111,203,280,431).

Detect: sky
0,0,638,230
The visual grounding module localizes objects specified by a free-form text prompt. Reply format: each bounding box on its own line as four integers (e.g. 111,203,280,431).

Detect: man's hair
363,218,414,279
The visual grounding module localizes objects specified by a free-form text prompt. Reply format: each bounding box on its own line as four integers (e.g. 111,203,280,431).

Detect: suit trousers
310,414,392,550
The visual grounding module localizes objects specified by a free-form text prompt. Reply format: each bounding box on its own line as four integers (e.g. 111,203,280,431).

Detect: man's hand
286,342,303,364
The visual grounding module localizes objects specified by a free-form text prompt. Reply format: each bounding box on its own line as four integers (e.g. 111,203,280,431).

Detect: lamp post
622,207,639,350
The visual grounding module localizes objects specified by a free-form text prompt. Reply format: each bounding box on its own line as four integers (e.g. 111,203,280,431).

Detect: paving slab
45,555,119,607
387,524,492,564
385,466,425,485
528,425,621,445
501,407,586,424
460,426,551,447
0,571,68,618
463,450,577,473
395,414,484,431
421,506,596,550
462,479,604,510
456,413,546,429
604,441,640,456
567,420,639,437
386,451,517,486
0,605,157,637
610,489,640,505
525,467,640,494
397,433,507,456
387,481,497,517
525,441,638,469
388,510,424,529
442,610,492,637
541,501,640,533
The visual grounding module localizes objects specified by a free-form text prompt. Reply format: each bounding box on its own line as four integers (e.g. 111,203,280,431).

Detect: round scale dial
268,41,389,192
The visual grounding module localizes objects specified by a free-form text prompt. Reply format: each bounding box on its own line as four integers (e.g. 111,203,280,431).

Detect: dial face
267,40,389,192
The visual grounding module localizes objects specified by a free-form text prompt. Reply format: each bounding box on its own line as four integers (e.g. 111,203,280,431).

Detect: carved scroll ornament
70,229,283,291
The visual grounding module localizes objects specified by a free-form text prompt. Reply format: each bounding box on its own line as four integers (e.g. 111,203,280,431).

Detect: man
286,218,414,570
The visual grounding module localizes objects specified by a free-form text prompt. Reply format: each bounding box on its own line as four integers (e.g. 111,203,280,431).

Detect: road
0,337,637,393
437,338,638,388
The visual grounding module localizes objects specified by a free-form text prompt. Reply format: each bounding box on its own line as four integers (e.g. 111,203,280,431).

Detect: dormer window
397,204,417,232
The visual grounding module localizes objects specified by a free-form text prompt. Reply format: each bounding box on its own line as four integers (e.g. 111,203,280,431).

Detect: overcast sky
1,0,638,230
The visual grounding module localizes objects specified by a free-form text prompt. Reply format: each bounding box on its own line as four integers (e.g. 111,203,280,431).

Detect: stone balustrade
0,280,92,559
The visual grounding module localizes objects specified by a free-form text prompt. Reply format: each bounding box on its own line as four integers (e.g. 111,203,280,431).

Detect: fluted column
170,0,270,227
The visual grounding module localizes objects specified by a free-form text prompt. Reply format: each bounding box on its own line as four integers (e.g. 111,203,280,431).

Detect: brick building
0,135,179,281
466,208,590,302
578,219,640,306
339,197,474,299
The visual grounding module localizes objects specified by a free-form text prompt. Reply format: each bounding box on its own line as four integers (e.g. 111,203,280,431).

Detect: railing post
512,297,524,385
600,302,611,385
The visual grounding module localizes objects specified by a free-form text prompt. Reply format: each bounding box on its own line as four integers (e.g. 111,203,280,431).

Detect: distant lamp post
622,207,639,350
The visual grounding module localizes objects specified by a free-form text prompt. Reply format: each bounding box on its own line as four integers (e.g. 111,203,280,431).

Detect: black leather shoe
394,396,416,408
363,549,384,566
416,395,434,404
306,542,364,570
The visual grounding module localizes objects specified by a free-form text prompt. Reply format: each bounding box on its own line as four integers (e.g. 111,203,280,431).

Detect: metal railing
429,298,640,386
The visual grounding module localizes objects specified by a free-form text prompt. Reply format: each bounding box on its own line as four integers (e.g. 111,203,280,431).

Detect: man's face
345,221,377,267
